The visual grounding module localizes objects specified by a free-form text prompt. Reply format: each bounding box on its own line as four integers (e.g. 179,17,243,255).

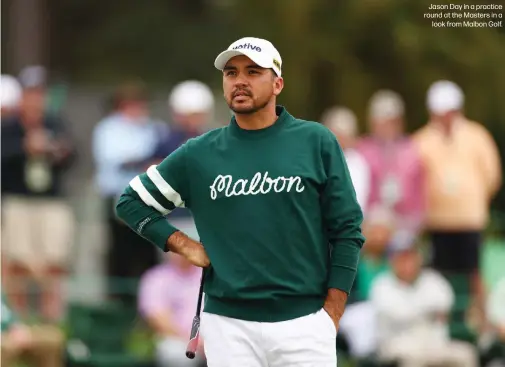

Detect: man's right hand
166,231,210,268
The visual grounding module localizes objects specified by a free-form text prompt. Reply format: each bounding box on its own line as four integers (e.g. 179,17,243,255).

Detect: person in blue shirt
92,81,168,302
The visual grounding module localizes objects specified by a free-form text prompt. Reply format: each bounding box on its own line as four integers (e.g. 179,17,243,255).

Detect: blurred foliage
44,0,505,121
5,0,505,210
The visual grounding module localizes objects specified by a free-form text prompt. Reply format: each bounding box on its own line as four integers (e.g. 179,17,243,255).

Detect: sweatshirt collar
229,105,290,139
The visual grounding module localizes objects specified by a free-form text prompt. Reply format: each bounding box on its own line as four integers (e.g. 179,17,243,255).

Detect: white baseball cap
1,74,22,109
214,37,282,77
368,90,405,121
427,80,464,114
168,80,214,115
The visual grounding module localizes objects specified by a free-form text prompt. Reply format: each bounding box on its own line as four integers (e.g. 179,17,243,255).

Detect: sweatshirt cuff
142,217,179,252
327,240,361,293
328,265,357,294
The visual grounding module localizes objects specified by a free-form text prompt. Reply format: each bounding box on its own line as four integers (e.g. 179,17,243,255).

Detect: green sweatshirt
116,106,365,322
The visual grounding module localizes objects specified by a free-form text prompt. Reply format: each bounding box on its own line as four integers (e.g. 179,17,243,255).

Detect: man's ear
273,77,284,96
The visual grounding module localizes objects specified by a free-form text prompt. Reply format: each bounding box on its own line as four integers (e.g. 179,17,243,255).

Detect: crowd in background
322,84,503,367
1,66,504,367
1,67,75,367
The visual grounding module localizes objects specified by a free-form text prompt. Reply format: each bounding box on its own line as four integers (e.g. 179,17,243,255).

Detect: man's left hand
323,288,348,331
323,304,340,331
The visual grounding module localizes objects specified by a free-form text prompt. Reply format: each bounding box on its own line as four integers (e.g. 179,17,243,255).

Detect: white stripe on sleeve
129,176,170,215
146,165,185,208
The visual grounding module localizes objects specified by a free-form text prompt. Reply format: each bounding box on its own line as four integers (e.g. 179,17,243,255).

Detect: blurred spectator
152,80,214,161
92,81,167,303
356,206,395,301
1,289,64,367
138,253,205,367
413,80,502,316
485,277,505,366
370,231,478,367
322,106,371,211
1,65,76,321
358,90,425,232
488,278,505,344
1,74,22,118
147,80,214,232
338,207,395,359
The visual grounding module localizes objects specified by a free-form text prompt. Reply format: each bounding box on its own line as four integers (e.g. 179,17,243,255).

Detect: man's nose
234,72,249,86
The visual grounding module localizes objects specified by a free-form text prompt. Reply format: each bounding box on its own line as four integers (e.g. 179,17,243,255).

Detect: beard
227,91,272,115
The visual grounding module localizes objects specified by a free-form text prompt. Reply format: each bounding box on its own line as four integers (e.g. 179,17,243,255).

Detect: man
413,80,502,316
92,81,167,303
358,90,425,232
148,80,214,230
138,253,206,367
1,67,76,321
157,80,213,152
1,290,64,367
150,80,214,164
355,206,395,301
322,106,371,212
337,207,395,360
116,37,364,366
370,231,478,367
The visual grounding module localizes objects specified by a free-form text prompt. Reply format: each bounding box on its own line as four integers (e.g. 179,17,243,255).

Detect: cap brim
214,49,273,71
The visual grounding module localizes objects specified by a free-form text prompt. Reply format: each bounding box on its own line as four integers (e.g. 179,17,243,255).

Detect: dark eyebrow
223,64,264,71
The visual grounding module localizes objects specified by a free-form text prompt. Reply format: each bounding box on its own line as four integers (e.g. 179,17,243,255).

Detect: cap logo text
232,43,262,52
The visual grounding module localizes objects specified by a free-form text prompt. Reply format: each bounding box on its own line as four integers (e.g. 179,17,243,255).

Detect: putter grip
185,315,201,359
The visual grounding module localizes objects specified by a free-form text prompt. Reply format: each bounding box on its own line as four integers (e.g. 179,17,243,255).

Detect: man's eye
249,70,258,74
225,71,236,76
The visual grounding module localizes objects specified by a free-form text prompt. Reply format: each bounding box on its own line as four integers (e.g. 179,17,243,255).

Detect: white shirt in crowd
344,148,371,213
370,269,454,346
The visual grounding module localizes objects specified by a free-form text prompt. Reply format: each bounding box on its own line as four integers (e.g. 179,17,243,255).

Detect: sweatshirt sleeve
115,142,191,251
320,129,365,294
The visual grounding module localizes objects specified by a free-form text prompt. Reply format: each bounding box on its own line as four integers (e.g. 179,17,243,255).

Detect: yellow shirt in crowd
413,117,502,231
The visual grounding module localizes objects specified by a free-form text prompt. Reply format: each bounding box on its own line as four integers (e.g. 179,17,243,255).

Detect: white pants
201,308,337,367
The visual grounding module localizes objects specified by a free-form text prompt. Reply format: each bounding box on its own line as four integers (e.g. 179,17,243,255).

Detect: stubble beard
228,95,272,115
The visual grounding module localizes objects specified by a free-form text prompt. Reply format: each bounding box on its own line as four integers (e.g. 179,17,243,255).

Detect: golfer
116,37,365,366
